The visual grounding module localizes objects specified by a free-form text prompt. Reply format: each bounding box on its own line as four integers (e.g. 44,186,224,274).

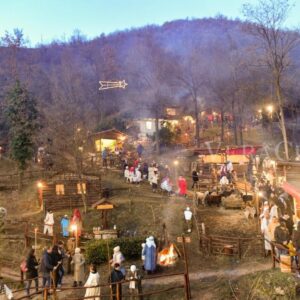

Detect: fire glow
158,244,178,266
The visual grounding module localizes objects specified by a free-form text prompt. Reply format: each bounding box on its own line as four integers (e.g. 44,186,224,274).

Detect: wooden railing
199,234,265,259
11,271,190,300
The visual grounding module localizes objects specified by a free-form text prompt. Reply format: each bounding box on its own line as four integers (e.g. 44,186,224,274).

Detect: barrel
280,255,291,273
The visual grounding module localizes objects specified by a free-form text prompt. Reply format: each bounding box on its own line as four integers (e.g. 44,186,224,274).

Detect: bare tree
242,0,300,159
176,49,206,147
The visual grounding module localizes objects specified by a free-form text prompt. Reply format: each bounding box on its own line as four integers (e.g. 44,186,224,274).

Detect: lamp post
37,181,43,209
71,224,78,248
34,227,38,250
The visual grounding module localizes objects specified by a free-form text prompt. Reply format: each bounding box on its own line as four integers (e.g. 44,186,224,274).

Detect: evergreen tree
5,80,39,173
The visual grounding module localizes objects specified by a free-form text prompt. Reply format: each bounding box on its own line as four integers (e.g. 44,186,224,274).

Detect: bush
85,237,146,265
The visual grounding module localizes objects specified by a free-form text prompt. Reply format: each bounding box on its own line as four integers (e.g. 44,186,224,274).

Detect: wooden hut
41,173,101,211
88,129,127,153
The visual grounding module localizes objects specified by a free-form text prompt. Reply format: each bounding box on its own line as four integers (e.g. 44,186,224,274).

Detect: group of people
43,208,83,238
258,182,300,268
123,158,188,196
20,234,158,299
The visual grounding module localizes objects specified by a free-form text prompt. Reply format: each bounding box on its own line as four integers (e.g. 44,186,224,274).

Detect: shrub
85,237,146,265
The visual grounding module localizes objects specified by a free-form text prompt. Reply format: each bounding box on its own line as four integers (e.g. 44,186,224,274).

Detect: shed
89,129,127,152
41,173,101,211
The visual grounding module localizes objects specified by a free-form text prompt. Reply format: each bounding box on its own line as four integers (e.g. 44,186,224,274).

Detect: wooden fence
199,234,265,259
9,271,190,300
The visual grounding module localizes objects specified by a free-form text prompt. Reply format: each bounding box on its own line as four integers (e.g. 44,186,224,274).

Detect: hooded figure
110,246,125,274
61,215,70,237
43,210,54,236
128,265,138,290
71,248,85,287
71,209,82,237
84,264,101,300
177,176,187,196
142,236,156,273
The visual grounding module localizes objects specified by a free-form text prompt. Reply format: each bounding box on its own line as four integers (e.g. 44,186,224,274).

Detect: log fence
199,234,265,259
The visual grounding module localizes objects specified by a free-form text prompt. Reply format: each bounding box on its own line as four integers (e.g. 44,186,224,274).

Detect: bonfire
158,243,179,266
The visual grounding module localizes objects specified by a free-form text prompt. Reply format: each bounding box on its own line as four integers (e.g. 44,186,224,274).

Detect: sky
0,0,299,46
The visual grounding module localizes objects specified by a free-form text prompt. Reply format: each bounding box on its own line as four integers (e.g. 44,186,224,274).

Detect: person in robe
109,263,124,300
142,236,156,274
270,201,279,219
261,210,272,255
129,167,135,183
43,210,54,236
268,216,280,242
84,264,101,300
71,208,83,237
110,246,125,275
71,248,85,287
219,176,229,186
124,166,130,183
151,171,159,193
134,168,142,184
160,177,173,195
127,265,138,293
177,176,187,197
60,215,69,237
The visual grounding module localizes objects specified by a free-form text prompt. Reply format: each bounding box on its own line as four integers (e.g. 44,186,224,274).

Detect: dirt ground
0,163,281,299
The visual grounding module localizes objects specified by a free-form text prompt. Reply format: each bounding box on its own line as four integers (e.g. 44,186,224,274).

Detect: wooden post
237,239,241,259
52,271,57,300
182,236,191,299
116,282,120,300
271,242,276,269
43,288,48,300
184,274,190,300
106,240,113,300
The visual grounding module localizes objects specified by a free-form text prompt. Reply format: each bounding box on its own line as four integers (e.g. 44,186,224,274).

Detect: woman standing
71,248,85,287
71,209,83,237
84,264,100,300
25,248,39,297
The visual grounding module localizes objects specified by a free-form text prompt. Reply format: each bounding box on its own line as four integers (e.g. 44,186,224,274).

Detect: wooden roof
89,129,127,140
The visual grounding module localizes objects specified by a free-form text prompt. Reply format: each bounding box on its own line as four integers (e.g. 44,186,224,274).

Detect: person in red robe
177,176,187,197
71,208,83,237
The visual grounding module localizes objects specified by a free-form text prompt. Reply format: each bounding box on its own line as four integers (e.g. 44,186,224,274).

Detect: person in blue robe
142,236,156,274
60,215,69,237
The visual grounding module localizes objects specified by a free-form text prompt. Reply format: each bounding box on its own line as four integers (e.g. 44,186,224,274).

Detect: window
55,184,65,195
146,121,152,130
95,140,101,152
166,108,176,116
77,183,86,194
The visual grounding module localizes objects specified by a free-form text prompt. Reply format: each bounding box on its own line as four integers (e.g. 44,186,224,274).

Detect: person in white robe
124,166,130,182
43,210,54,236
84,264,100,300
110,246,125,275
261,211,272,253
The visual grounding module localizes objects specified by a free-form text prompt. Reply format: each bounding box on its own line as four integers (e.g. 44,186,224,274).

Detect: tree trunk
239,123,244,146
155,114,160,154
275,76,289,160
231,100,238,145
193,97,200,147
220,109,225,143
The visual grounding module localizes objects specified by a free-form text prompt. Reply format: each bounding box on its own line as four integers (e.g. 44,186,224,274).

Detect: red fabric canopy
226,146,260,155
282,182,300,201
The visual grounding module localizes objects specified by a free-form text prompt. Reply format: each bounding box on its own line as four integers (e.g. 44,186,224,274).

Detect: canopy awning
282,182,300,201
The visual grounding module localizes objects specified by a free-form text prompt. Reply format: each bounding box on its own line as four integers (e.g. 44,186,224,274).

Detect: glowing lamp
37,181,43,189
266,105,273,113
173,160,179,166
